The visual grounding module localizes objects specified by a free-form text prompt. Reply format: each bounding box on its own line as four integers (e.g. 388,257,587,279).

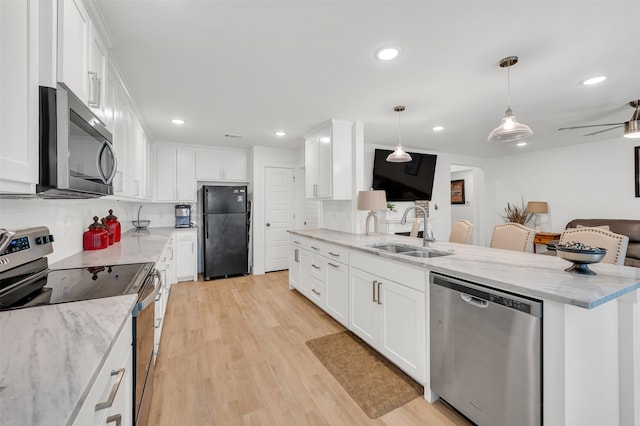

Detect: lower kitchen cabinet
175,230,197,282
289,240,301,290
72,316,133,426
349,266,426,383
325,258,349,327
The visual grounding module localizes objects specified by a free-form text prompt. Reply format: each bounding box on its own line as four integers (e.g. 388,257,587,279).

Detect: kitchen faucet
400,206,434,247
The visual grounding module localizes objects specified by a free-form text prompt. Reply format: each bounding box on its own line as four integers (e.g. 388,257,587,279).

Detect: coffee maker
175,204,191,228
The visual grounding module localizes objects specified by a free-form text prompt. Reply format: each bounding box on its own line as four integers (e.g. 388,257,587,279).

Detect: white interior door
265,167,294,272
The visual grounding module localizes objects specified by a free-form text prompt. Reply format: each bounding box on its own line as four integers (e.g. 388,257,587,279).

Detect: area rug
305,331,423,419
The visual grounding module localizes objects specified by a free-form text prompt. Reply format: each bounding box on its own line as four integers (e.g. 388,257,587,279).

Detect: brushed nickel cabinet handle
311,264,320,269
311,289,321,296
377,281,382,305
372,280,378,303
311,246,320,251
294,248,299,263
328,262,339,268
106,414,122,426
328,252,340,257
95,368,125,411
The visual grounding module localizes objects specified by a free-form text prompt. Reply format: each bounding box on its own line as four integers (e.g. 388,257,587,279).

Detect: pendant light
487,56,533,143
386,106,412,162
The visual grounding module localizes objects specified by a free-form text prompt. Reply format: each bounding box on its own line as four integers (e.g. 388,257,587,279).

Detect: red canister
101,218,114,245
83,216,109,250
104,209,121,242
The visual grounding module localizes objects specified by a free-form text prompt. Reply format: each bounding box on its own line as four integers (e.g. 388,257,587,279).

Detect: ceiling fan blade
558,123,624,130
583,125,623,136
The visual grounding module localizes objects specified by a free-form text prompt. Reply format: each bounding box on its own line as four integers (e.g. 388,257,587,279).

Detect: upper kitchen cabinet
305,119,353,200
0,0,40,193
154,145,196,202
58,0,110,125
195,149,248,182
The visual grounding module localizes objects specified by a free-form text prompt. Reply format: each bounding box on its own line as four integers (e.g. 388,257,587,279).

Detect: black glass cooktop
0,261,153,311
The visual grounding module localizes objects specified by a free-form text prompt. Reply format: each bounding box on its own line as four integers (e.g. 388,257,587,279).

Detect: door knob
266,223,271,227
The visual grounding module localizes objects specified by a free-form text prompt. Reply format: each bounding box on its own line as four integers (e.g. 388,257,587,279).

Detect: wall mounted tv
372,149,438,201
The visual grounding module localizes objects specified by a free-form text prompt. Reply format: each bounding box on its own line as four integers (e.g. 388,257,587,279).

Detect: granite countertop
0,295,138,426
50,226,196,270
289,229,640,309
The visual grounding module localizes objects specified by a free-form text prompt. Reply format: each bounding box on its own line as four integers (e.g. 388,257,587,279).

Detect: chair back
449,220,474,244
559,227,629,265
490,222,535,252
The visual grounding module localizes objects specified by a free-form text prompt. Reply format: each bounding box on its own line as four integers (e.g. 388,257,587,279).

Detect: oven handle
138,270,161,312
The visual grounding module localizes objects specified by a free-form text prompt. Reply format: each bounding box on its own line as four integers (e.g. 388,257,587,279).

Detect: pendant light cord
398,109,402,146
506,65,511,109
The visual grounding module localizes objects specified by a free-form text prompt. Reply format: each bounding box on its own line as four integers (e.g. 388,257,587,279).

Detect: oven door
133,269,160,426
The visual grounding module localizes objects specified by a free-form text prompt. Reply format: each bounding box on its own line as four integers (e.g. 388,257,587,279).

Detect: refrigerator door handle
204,216,208,239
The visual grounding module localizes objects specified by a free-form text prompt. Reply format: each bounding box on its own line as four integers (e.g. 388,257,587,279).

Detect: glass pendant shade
488,107,533,142
386,146,412,162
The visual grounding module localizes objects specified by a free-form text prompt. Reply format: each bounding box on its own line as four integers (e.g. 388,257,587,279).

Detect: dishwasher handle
461,293,489,308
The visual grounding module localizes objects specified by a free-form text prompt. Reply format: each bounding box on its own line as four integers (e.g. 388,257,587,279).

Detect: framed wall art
451,179,465,204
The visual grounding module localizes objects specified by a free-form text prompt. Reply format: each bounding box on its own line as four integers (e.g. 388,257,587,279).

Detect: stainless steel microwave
38,85,117,198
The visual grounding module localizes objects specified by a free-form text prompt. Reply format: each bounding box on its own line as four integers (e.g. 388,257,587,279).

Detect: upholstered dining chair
449,220,474,244
559,227,629,265
490,222,535,252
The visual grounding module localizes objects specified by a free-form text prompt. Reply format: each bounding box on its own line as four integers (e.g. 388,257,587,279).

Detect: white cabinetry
175,230,197,282
0,0,39,193
72,316,133,426
195,149,248,182
324,243,349,327
58,0,108,122
349,252,426,383
304,119,353,200
154,146,196,202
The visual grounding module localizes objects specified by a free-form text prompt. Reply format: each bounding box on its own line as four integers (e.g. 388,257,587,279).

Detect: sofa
548,219,640,268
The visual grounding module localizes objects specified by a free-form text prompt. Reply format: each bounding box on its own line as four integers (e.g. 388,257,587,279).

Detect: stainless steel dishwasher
430,272,542,426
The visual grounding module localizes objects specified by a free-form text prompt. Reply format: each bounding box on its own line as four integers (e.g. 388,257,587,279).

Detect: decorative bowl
132,220,151,230
556,246,606,275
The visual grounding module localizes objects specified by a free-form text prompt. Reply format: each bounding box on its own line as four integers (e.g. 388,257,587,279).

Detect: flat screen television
372,149,437,201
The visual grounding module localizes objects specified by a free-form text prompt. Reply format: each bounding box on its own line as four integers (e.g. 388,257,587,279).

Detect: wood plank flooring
148,271,470,425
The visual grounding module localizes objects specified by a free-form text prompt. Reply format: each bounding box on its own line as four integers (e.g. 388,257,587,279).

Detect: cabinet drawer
309,275,325,308
350,251,426,293
325,243,349,264
309,255,325,280
175,229,196,242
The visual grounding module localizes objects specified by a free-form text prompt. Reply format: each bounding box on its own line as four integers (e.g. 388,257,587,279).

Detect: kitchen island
289,228,640,426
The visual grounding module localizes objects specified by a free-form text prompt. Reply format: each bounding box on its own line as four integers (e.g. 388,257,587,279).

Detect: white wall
484,136,640,245
250,145,300,275
0,198,139,264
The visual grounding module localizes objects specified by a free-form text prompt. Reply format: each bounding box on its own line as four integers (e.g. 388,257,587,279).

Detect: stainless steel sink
369,243,452,258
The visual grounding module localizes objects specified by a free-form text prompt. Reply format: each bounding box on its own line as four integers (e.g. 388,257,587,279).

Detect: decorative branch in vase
502,197,533,225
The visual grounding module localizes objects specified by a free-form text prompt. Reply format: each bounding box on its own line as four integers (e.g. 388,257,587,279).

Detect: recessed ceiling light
274,131,286,137
581,76,607,86
171,119,185,125
375,46,400,61
516,142,527,147
432,126,444,132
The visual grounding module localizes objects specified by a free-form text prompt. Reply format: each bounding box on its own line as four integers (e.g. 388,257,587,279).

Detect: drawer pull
294,248,299,263
311,289,321,296
311,264,320,269
155,318,162,328
328,252,340,257
328,262,339,268
311,246,320,251
95,368,125,411
293,240,301,245
106,414,122,426
377,281,382,305
372,280,378,303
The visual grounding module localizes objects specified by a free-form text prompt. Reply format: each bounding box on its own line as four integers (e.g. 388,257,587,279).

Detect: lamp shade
357,190,387,211
526,201,548,214
488,109,533,142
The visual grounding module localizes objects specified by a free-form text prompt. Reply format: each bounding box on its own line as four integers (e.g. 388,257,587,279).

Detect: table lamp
526,201,548,230
357,190,387,235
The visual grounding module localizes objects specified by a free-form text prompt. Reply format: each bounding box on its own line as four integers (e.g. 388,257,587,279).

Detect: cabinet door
289,246,301,290
176,149,196,201
349,268,378,347
325,260,349,327
305,139,319,198
195,149,222,180
88,21,108,121
316,129,332,198
379,279,426,382
0,0,39,193
220,151,247,181
298,250,312,298
155,146,177,201
176,239,196,281
58,0,90,102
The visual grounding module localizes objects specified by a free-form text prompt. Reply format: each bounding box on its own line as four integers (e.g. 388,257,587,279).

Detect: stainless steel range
0,227,160,426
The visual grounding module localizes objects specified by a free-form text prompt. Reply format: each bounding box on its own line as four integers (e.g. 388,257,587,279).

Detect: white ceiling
94,0,640,158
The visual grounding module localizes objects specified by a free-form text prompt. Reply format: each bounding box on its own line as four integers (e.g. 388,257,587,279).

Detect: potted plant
502,197,533,225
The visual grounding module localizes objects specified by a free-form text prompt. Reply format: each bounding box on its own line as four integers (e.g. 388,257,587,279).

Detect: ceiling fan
558,100,640,138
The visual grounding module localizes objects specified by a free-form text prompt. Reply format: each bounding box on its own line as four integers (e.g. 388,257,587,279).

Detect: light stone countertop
0,295,138,426
289,228,640,309
50,226,197,270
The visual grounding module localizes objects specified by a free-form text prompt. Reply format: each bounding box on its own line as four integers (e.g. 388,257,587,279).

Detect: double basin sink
369,243,452,259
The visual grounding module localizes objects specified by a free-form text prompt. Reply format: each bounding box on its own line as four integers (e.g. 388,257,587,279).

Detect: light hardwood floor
148,271,470,425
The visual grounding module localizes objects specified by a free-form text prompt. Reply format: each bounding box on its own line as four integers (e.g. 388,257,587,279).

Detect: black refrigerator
202,185,249,280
